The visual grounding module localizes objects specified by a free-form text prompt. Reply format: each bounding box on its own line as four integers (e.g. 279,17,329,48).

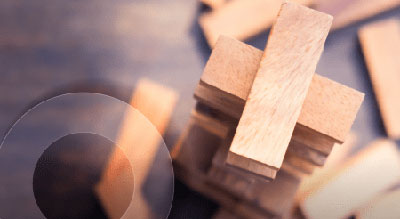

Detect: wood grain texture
359,20,400,139
227,2,332,174
195,36,364,148
301,139,400,219
315,0,400,30
199,0,313,46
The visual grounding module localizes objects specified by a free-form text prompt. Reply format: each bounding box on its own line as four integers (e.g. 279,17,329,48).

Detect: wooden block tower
172,2,364,218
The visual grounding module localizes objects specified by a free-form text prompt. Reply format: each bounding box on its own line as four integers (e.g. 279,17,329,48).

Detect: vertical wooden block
359,19,400,139
227,2,332,176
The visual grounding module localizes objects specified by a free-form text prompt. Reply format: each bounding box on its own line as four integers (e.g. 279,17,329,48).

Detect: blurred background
1,0,400,218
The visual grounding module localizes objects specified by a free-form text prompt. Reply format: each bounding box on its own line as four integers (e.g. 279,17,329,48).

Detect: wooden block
95,78,178,219
201,0,226,10
301,139,400,219
226,2,332,176
359,20,400,139
195,36,364,153
356,189,400,219
212,208,241,219
282,151,316,176
315,0,400,30
199,0,313,46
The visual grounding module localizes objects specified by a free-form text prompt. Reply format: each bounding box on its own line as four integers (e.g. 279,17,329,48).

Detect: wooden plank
301,139,400,219
315,0,400,30
201,0,226,10
359,20,400,139
226,2,332,176
199,0,313,46
195,36,364,152
286,140,327,166
95,78,178,219
356,189,400,219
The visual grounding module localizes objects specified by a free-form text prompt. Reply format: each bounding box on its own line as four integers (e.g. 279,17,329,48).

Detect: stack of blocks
172,2,364,218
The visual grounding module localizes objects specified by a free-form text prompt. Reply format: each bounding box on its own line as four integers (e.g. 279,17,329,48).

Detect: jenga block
301,139,400,219
195,36,364,153
356,189,400,219
315,0,400,30
359,20,400,139
96,78,178,219
282,151,316,176
212,208,241,219
199,0,313,46
226,2,332,176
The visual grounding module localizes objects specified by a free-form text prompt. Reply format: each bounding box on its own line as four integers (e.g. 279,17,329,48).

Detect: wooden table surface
0,0,399,218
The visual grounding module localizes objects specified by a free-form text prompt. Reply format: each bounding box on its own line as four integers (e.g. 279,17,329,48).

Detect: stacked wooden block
172,2,364,218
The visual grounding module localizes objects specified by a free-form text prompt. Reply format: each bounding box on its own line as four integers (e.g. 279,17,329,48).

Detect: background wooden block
356,189,400,219
359,19,400,139
227,2,332,176
199,0,313,46
301,139,400,219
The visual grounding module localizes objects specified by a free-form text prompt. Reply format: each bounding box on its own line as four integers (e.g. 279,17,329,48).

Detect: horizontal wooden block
195,36,364,151
359,19,400,139
286,140,327,166
199,0,312,46
227,2,332,175
301,139,400,219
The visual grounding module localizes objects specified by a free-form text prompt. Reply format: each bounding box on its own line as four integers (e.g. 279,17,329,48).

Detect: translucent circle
0,93,174,219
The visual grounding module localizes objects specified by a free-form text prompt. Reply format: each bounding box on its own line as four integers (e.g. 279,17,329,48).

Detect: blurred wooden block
315,0,400,30
212,208,240,219
359,20,400,139
96,78,178,219
201,0,226,9
195,36,364,155
286,140,327,166
301,139,400,219
356,189,400,219
199,0,313,46
226,2,332,177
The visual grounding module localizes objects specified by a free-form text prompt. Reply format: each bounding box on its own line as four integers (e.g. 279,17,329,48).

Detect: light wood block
359,20,400,139
356,189,400,219
199,0,313,46
301,139,400,219
226,2,332,176
195,36,364,153
96,78,178,219
315,0,400,30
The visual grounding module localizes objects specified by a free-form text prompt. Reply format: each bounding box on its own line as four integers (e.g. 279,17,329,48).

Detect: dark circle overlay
0,93,174,219
33,133,134,219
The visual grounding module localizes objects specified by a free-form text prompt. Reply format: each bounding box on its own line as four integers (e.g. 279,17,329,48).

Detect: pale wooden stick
301,139,400,219
356,189,400,219
359,19,400,139
95,78,178,219
226,2,332,176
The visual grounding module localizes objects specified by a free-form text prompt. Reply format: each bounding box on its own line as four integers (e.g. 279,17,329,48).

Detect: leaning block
195,35,364,155
226,2,332,176
359,19,400,139
301,139,400,219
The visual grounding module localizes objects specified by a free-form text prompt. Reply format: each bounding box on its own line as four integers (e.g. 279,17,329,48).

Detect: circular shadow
32,133,134,219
